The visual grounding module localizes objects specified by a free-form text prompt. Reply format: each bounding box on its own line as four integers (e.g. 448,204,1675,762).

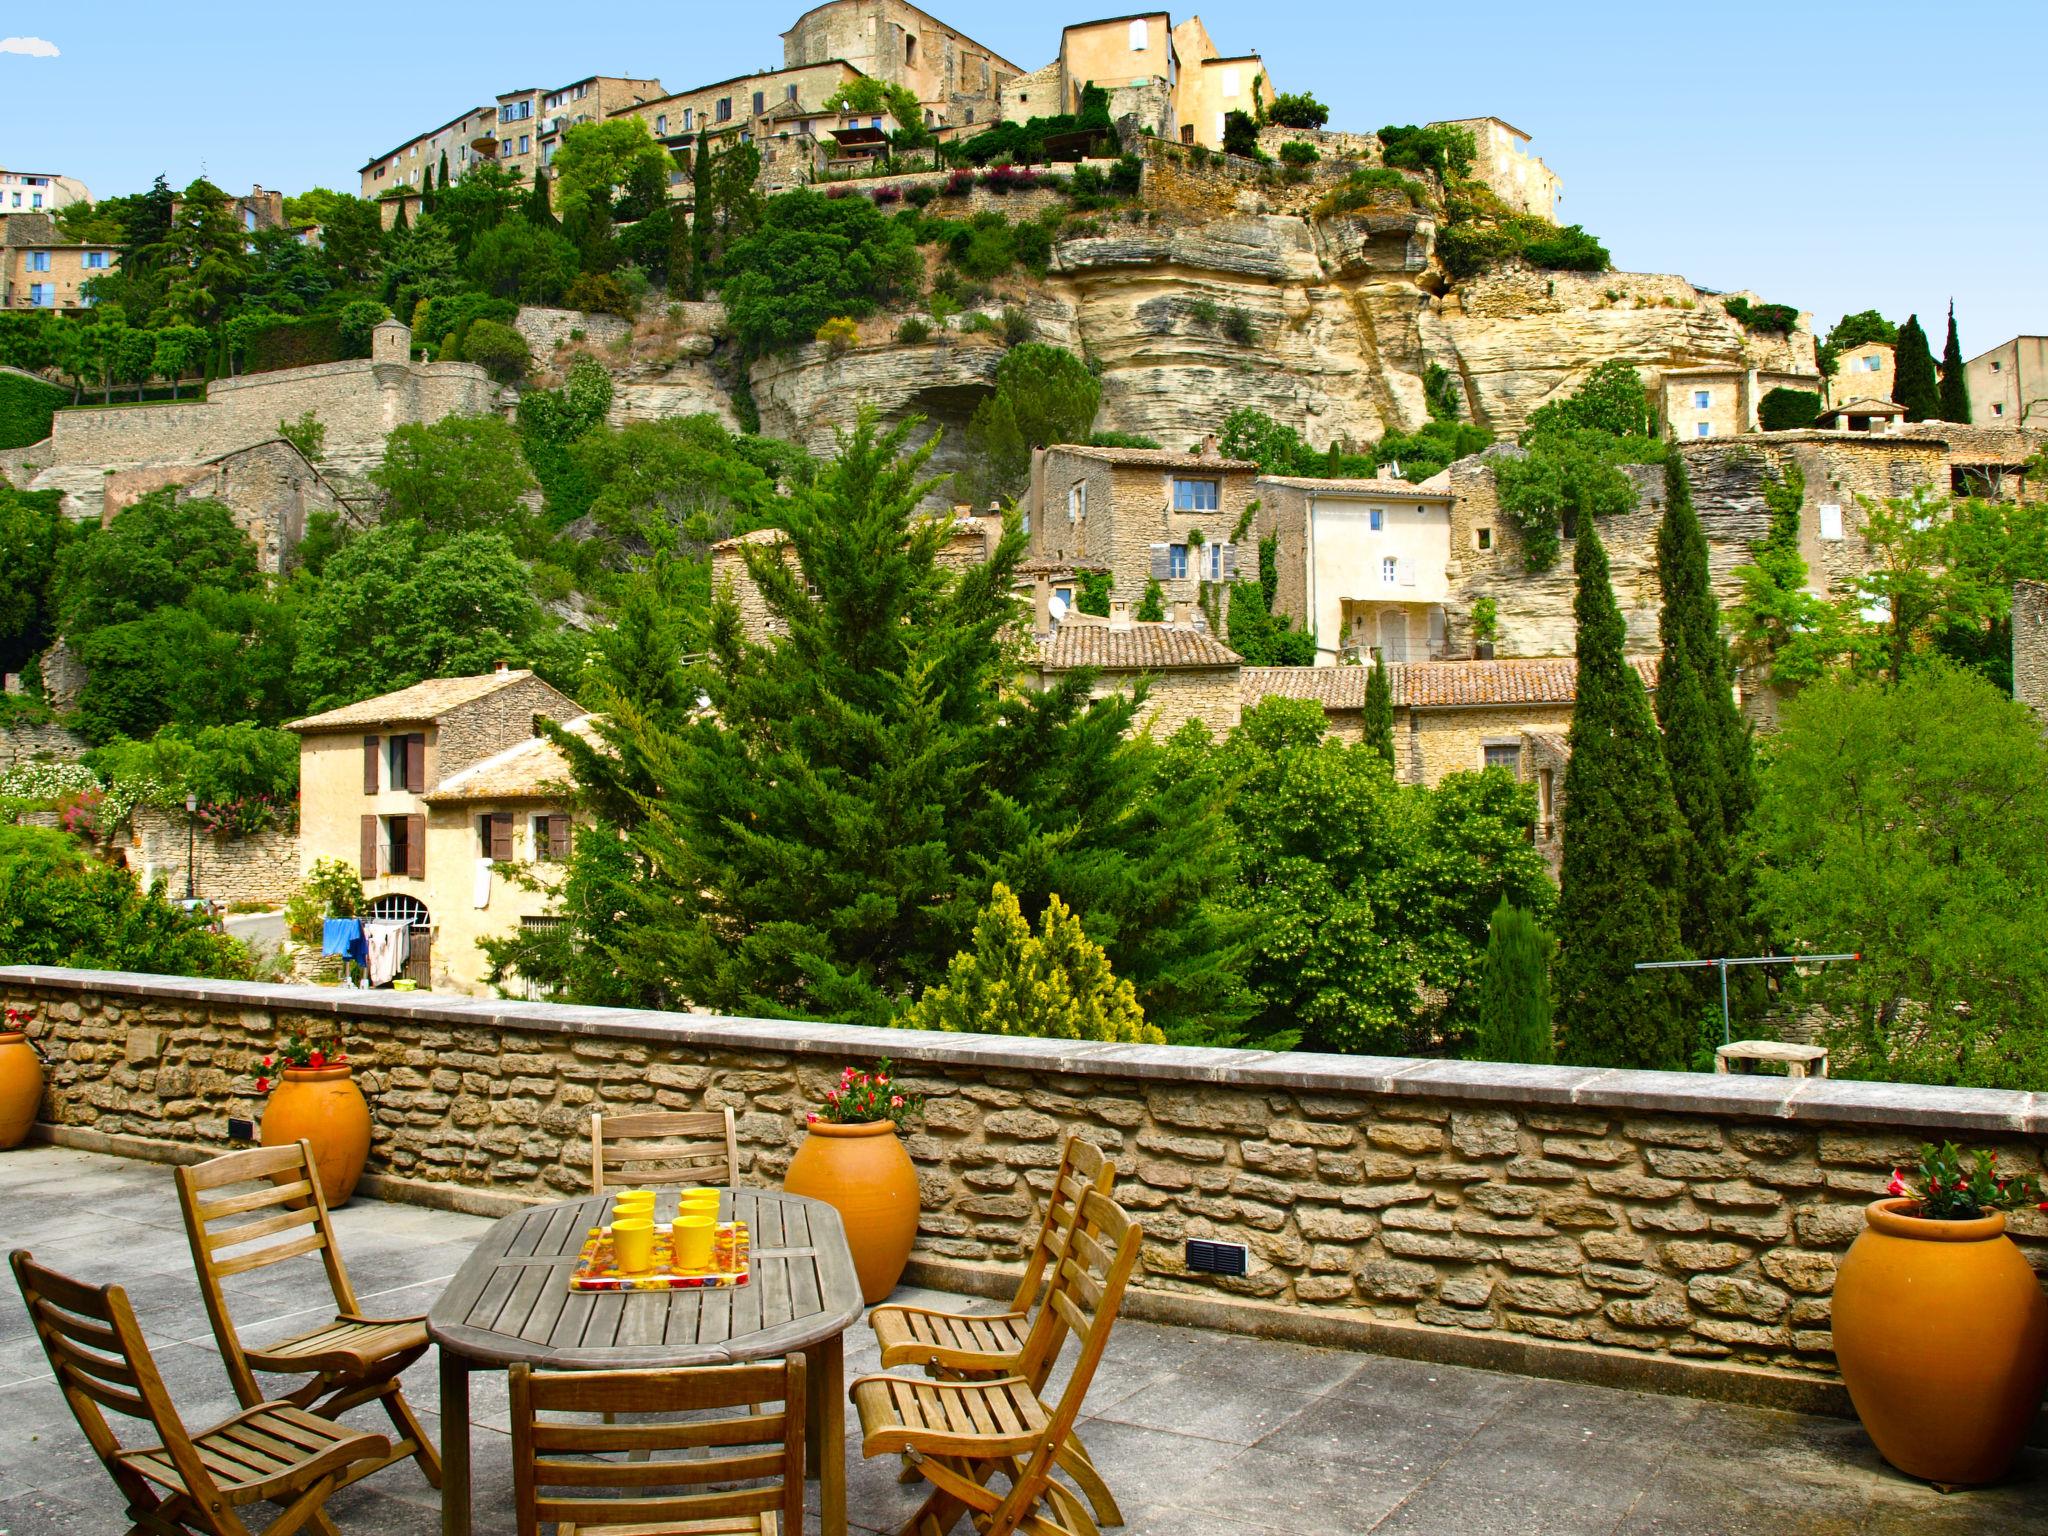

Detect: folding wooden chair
852,1187,1145,1536
10,1248,391,1536
510,1358,807,1535
590,1107,739,1193
868,1134,1121,1525
173,1140,439,1491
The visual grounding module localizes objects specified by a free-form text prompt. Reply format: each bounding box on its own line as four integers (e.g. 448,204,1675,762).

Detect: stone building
99,438,363,574
1168,16,1274,150
1964,335,2048,428
0,167,89,214
286,669,583,994
1260,470,1457,663
1051,14,1180,137
609,61,868,192
1657,363,1824,440
0,211,119,311
1025,440,1259,609
1028,605,1243,736
1826,342,1894,408
711,516,999,642
1432,118,1560,220
2014,580,2048,722
1810,397,1905,435
359,75,666,198
781,0,1022,130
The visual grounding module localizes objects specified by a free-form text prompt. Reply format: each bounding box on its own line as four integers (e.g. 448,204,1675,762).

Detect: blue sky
6,1,2042,350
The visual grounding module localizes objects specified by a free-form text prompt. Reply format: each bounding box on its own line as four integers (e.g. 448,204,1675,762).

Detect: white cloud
0,37,60,58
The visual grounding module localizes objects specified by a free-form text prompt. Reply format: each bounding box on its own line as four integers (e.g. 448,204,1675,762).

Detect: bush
411,292,517,361
565,272,636,318
721,188,922,356
240,315,345,374
816,316,860,353
1758,387,1823,432
1108,155,1143,196
944,168,976,197
895,315,932,343
0,371,66,450
1724,296,1800,335
1221,308,1256,345
1278,141,1321,169
1268,92,1330,130
1316,167,1426,215
458,318,532,383
1068,164,1105,198
1222,111,1264,160
1517,223,1610,272
1011,218,1053,273
1000,307,1035,346
1379,123,1476,181
905,182,938,207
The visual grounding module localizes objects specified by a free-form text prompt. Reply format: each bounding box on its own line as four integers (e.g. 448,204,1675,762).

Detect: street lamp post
184,793,198,901
1634,952,1861,1046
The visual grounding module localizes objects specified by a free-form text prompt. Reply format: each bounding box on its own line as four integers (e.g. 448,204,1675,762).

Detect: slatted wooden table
427,1187,864,1536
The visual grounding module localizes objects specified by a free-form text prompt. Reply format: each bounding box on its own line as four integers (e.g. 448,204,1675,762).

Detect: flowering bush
944,169,976,197
252,1025,349,1094
1888,1142,2045,1221
808,1060,922,1129
3,1005,33,1035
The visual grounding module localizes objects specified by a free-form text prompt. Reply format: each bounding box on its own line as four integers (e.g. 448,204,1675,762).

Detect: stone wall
512,307,634,359
124,806,300,909
2017,580,2048,720
0,719,88,767
6,965,2045,1413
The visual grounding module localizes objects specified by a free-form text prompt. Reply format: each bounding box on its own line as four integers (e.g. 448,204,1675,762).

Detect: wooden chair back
9,1249,223,1523
1022,1189,1143,1483
510,1358,806,1535
174,1140,356,1407
1010,1135,1115,1384
590,1107,738,1193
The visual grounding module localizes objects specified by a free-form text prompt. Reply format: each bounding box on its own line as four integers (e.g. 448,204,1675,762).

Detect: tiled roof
426,715,602,803
1050,444,1260,472
1818,397,1905,417
710,527,788,552
286,671,542,732
1038,623,1241,670
1255,474,1453,500
1241,658,1660,711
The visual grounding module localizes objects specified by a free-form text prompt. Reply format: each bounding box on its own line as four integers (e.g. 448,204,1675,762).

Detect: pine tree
1655,455,1758,1019
1474,900,1554,1063
1363,651,1394,767
1555,516,1689,1069
526,168,557,228
1891,314,1941,422
1939,302,1971,425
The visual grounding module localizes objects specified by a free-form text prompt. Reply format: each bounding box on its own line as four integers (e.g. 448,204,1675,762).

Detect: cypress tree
1362,651,1394,767
1939,301,1971,424
420,162,436,215
1891,314,1941,422
1474,900,1554,1064
390,197,409,231
688,137,714,301
1555,516,1689,1070
438,149,451,188
527,167,557,228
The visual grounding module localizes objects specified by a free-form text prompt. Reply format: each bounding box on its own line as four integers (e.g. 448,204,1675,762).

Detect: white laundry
362,920,411,987
474,857,494,909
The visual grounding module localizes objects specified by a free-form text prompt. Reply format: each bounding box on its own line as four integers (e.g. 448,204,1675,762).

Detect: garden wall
122,806,300,910
4,965,2044,1417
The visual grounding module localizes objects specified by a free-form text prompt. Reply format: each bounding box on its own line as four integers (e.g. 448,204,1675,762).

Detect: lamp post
184,793,198,900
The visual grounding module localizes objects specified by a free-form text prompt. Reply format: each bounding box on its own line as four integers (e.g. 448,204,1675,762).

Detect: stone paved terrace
3,1147,2045,1536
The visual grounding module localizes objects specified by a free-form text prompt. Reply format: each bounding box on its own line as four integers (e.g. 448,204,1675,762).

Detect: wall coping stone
5,965,2039,1134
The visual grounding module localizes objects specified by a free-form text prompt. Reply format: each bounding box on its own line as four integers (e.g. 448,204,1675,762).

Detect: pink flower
1886,1170,1908,1198
807,1112,819,1124
891,1094,904,1107
255,1077,269,1093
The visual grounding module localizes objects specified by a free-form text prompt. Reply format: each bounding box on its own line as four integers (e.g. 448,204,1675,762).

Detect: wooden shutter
361,815,379,876
363,736,380,794
1148,542,1170,579
547,815,570,861
489,813,513,861
405,814,426,878
404,733,426,793
1223,541,1240,579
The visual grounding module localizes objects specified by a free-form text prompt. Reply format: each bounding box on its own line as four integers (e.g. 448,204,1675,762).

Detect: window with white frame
1171,477,1219,511
682,107,694,131
655,114,667,135
519,134,531,154
1167,543,1189,578
1205,540,1224,580
1382,556,1397,584
1068,482,1086,521
1696,422,1712,438
1129,17,1149,49
1694,389,1711,408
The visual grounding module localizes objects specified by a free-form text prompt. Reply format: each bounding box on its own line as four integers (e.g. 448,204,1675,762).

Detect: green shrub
1379,123,1476,181
1517,223,1610,272
1000,307,1035,346
1011,218,1053,274
1758,387,1822,432
896,315,932,343
816,316,860,353
1724,296,1800,335
1222,111,1264,160
240,315,345,374
1108,155,1143,196
1222,308,1256,345
458,318,532,383
277,410,326,460
0,371,66,450
1316,167,1426,215
1278,141,1321,168
566,272,635,318
1268,92,1330,130
412,292,517,360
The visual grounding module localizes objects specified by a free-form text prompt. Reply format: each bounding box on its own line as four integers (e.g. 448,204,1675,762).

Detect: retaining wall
4,965,2044,1417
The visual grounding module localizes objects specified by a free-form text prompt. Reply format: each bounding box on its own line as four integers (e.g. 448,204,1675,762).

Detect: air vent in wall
1184,1239,1249,1277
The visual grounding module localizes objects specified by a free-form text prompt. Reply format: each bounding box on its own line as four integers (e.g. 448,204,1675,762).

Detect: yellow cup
610,1191,655,1220
611,1216,655,1274
673,1215,716,1273
676,1189,721,1218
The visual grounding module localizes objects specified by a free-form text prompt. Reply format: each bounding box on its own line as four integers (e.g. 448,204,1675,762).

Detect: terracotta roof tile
1038,624,1241,670
1241,658,1660,712
1254,474,1452,500
1240,666,1370,708
426,715,602,803
286,671,546,732
1050,444,1260,472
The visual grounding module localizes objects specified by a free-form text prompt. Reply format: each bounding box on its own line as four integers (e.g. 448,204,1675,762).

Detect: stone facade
125,805,300,910
7,966,2045,1412
711,518,998,645
1026,443,1258,609
1028,615,1243,737
101,439,362,573
1,211,119,312
0,720,87,768
1827,342,1894,408
1659,364,1824,442
1435,118,1561,220
610,62,866,192
781,0,1021,130
512,306,634,358
360,77,666,199
2015,580,2048,721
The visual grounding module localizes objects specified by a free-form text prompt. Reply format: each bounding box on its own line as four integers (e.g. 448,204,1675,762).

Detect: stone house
711,515,999,643
1051,14,1179,138
1259,471,1457,663
1433,118,1560,220
1658,364,1825,440
1028,604,1242,736
611,62,869,191
1025,440,1258,610
359,76,666,199
1811,398,1906,435
286,669,583,993
0,167,90,214
0,211,118,311
1168,16,1274,149
1965,336,2048,428
360,105,495,199
1827,342,1894,408
782,0,1022,131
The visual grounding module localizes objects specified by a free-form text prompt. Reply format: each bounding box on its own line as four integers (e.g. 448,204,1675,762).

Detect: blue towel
321,917,368,965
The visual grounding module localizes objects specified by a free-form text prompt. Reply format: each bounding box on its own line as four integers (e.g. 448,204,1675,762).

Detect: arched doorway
365,893,432,986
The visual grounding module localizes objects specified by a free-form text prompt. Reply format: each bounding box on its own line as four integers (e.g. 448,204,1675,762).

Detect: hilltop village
3,1,2044,998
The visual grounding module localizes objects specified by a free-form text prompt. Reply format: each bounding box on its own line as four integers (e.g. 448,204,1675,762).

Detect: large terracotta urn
1833,1197,2048,1486
784,1120,920,1304
261,1065,372,1206
0,1029,45,1149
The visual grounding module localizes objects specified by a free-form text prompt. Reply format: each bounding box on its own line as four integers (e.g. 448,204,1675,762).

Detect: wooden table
427,1187,864,1536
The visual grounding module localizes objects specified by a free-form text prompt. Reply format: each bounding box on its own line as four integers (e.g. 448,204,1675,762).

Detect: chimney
1171,600,1192,626
1109,598,1133,631
1200,433,1219,460
494,659,509,675
1033,574,1054,634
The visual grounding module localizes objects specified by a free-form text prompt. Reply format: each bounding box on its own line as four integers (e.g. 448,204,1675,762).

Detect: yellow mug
676,1189,721,1218
673,1215,716,1273
611,1216,656,1275
611,1191,655,1219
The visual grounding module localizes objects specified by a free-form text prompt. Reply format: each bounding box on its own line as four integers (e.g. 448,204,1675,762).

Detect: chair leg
1054,1435,1121,1528
257,1473,340,1536
381,1382,443,1488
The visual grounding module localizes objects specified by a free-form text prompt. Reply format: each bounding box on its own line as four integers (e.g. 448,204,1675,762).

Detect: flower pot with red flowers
1833,1143,2048,1487
0,1006,47,1150
255,1027,370,1206
783,1061,923,1304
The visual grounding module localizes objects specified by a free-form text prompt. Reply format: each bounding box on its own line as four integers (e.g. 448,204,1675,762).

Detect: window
1819,502,1844,540
83,251,109,269
1991,360,2003,373
905,33,917,65
655,113,666,135
1368,509,1384,531
1696,422,1712,438
25,251,49,272
519,134,530,154
1171,477,1219,511
534,814,570,862
787,83,799,100
1475,526,1493,550
753,91,765,116
1068,482,1086,521
546,91,565,110
1382,556,1398,584
716,97,732,122
1693,390,1711,409
27,284,50,307
1129,17,1149,49
1992,402,2005,417
243,208,257,231
682,107,694,131
6,193,16,207
382,815,420,879
1863,354,1884,372
1220,67,1239,96
478,813,513,860
1169,543,1189,579
30,194,41,209
1484,743,1521,773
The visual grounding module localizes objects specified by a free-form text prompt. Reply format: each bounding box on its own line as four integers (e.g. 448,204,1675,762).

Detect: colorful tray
569,1220,751,1291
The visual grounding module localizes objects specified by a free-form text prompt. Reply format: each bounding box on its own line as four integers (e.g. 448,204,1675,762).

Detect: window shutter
1223,542,1239,579
405,733,426,793
361,815,379,876
1399,558,1417,588
547,815,570,861
363,736,380,794
406,815,426,879
1149,542,1170,579
489,813,514,862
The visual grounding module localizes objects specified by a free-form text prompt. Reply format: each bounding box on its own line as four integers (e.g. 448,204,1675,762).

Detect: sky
5,1,2043,350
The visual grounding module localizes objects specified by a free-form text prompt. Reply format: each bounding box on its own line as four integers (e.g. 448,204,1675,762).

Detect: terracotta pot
784,1120,919,1304
261,1065,371,1206
1833,1197,2048,1486
0,1032,45,1150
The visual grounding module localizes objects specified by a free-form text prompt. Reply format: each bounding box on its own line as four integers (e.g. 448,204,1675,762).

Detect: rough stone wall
1400,702,1574,787
0,720,88,767
8,970,2045,1401
2015,581,2048,720
1036,662,1242,738
1097,463,1255,607
1255,125,1378,162
434,677,584,782
125,805,300,909
101,440,358,573
512,307,633,358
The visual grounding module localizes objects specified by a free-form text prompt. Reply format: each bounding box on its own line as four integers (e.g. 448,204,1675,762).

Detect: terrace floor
2,1145,2044,1536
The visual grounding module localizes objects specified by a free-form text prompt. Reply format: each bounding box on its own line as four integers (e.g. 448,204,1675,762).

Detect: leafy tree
464,219,580,303
1474,900,1554,1063
898,883,1162,1042
1267,92,1330,130
527,167,558,228
1939,301,1970,424
1757,387,1820,431
525,413,1253,1041
553,118,672,222
141,179,251,327
718,188,918,356
1526,360,1657,439
1222,111,1263,159
1497,363,1664,571
0,485,73,674
962,343,1100,505
823,78,927,145
1824,309,1896,352
1223,543,1315,665
86,722,300,808
379,215,461,322
516,357,615,523
1890,313,1940,422
1554,517,1688,1069
71,592,299,742
0,824,252,978
1362,654,1394,765
151,325,208,400
1378,124,1476,181
56,490,260,635
572,415,779,554
369,416,538,541
1750,662,2048,1090
1729,465,1850,686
